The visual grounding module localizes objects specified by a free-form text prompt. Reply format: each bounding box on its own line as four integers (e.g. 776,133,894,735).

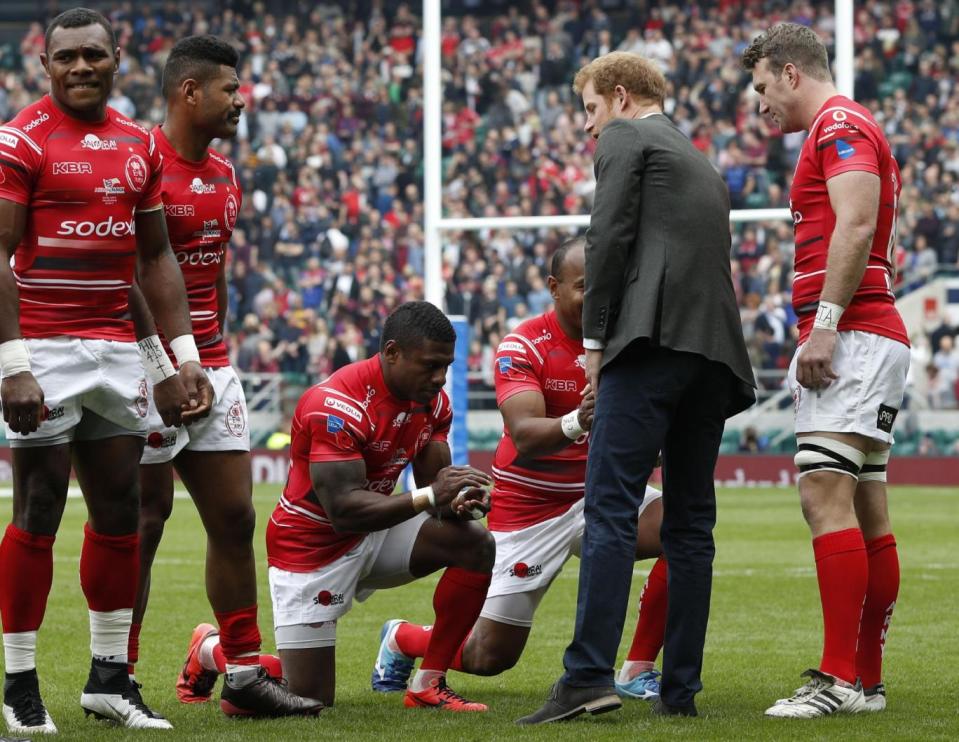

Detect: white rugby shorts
140,365,250,465
269,512,431,635
4,337,147,446
788,330,909,445
481,486,662,627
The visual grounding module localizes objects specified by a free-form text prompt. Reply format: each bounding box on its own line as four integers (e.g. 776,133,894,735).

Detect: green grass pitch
16,485,958,740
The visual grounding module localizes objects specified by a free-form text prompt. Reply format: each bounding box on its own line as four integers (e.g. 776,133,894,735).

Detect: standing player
265,301,495,711
372,238,668,701
126,36,322,719
0,8,212,734
743,23,907,717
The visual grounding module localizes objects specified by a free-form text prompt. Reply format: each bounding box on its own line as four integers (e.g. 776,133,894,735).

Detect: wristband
0,338,31,377
411,486,436,513
560,409,585,440
813,301,844,332
137,335,176,383
170,334,201,367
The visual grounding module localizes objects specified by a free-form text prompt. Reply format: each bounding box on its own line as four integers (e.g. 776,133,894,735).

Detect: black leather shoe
651,697,698,717
220,667,323,718
516,680,622,725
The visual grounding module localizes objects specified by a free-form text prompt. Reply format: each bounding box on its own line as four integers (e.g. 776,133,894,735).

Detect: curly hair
741,23,831,82
381,301,456,352
162,35,240,98
572,52,667,107
45,8,116,51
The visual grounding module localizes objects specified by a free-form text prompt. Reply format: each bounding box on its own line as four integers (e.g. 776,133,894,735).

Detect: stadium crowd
4,0,959,409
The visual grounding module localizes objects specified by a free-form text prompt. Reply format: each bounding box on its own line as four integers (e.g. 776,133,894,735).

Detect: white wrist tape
411,486,436,513
813,301,844,332
0,339,31,377
170,334,201,367
458,487,486,520
137,335,176,383
560,409,585,440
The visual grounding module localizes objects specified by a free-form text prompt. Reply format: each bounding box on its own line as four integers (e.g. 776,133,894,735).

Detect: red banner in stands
0,449,952,487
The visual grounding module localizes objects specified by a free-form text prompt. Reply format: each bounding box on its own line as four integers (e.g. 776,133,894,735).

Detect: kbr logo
312,590,345,607
165,204,195,217
57,216,135,237
53,162,93,175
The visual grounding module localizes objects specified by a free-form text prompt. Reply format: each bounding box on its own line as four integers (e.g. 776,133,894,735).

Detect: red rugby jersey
266,355,453,571
791,95,907,345
0,95,163,341
154,126,239,367
489,311,589,531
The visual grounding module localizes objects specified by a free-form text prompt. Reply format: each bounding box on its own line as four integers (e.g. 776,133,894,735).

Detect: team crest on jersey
81,133,117,151
224,193,238,231
95,178,125,205
226,400,246,437
135,379,149,418
125,154,148,192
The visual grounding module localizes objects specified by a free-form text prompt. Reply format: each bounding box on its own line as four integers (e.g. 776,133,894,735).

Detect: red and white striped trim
0,126,42,155
503,332,544,365
492,465,585,492
277,495,331,525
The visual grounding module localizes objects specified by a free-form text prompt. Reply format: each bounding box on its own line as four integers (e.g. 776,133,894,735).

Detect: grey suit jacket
583,115,756,417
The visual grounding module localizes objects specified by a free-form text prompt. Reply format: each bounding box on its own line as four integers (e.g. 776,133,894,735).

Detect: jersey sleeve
817,117,880,180
429,390,453,443
137,132,164,211
494,334,545,405
0,127,42,206
305,390,371,463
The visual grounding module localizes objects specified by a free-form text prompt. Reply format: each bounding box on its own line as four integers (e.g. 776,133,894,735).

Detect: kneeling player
265,302,495,711
373,238,668,699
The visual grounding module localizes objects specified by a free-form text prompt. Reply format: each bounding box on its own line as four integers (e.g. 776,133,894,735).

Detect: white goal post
421,0,855,307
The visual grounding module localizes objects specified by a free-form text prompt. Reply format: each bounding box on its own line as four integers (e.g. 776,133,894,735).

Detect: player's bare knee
207,500,256,547
468,643,519,676
16,490,63,534
457,524,495,572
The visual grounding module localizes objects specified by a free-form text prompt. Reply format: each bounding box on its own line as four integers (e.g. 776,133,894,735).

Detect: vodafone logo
832,110,847,122
57,216,135,237
125,154,148,192
224,193,238,231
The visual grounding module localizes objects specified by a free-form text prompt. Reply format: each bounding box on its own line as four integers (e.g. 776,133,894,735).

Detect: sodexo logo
57,216,135,237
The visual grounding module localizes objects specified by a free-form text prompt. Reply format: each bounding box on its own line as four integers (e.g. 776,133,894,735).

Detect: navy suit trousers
561,341,732,708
